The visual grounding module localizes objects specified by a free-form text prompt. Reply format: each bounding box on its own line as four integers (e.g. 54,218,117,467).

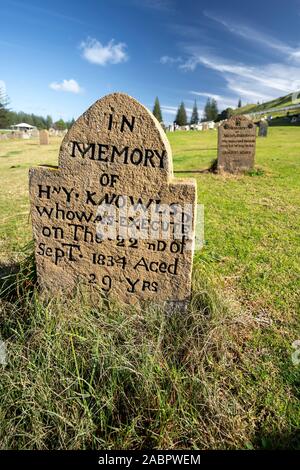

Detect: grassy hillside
0,129,300,449
232,92,300,116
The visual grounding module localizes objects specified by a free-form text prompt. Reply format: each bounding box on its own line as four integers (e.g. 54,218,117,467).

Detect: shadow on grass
174,157,218,174
254,429,300,450
0,241,36,301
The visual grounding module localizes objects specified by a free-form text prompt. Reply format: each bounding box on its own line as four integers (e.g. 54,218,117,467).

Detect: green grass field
0,128,300,449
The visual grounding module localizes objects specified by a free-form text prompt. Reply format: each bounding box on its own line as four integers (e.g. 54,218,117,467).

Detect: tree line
0,88,74,130
152,96,242,126
0,86,242,131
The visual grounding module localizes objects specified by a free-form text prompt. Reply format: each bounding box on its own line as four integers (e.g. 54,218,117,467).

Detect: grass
0,128,300,449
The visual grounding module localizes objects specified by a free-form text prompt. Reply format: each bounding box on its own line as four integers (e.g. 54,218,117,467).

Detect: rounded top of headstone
222,114,255,129
58,93,173,189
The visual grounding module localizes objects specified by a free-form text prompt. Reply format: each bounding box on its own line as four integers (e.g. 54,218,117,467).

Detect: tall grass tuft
0,252,261,450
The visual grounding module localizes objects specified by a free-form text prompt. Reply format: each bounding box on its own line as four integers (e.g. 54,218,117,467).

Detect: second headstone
217,115,256,173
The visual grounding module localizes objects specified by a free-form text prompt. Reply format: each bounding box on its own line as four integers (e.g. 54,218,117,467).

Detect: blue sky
1,0,300,123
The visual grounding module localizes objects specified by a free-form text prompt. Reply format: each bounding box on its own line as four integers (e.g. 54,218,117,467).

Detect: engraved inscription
29,92,197,305
217,116,256,173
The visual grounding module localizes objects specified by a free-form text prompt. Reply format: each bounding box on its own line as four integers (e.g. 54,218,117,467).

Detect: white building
10,123,36,132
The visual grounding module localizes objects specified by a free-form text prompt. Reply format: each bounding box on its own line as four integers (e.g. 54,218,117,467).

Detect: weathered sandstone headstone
217,115,256,173
29,93,197,306
39,130,49,145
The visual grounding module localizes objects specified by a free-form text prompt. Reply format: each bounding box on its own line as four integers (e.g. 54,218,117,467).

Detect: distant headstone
39,130,49,145
31,129,39,138
21,132,30,139
217,115,256,173
258,119,268,137
29,93,197,306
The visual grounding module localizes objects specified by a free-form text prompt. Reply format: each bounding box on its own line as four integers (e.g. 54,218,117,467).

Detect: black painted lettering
97,144,109,162
126,277,139,293
61,243,81,262
37,242,45,256
147,242,156,251
36,205,53,218
56,248,65,264
38,184,51,199
130,148,143,165
154,149,166,169
99,173,119,187
102,275,112,292
134,257,148,271
111,145,129,164
157,240,167,251
55,203,65,220
42,226,51,237
144,149,156,167
62,187,74,203
108,113,114,130
71,142,96,160
121,115,135,132
69,223,83,242
86,191,97,206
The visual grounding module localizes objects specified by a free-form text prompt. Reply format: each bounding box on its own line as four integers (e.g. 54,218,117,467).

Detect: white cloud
160,55,182,65
161,105,177,115
161,13,300,107
190,91,237,110
80,38,128,66
179,56,198,72
161,104,192,115
190,91,222,101
49,79,83,94
184,53,300,104
200,56,300,93
160,104,203,124
203,10,300,63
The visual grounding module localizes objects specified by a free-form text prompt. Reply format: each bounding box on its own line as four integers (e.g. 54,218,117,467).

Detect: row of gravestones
29,93,260,307
0,130,49,143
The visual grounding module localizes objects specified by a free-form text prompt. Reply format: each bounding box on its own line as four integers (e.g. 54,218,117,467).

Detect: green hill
232,91,300,116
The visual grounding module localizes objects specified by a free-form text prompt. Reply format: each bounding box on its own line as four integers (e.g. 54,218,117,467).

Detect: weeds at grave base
206,159,265,177
0,243,257,450
0,244,299,450
208,158,218,173
0,240,36,301
246,167,265,177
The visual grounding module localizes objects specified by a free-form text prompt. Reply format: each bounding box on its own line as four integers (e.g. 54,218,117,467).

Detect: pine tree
46,115,53,129
203,98,211,121
175,102,187,126
0,87,10,129
190,100,199,125
203,98,218,121
238,98,242,108
67,118,75,129
210,98,218,121
54,119,67,130
152,97,163,123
